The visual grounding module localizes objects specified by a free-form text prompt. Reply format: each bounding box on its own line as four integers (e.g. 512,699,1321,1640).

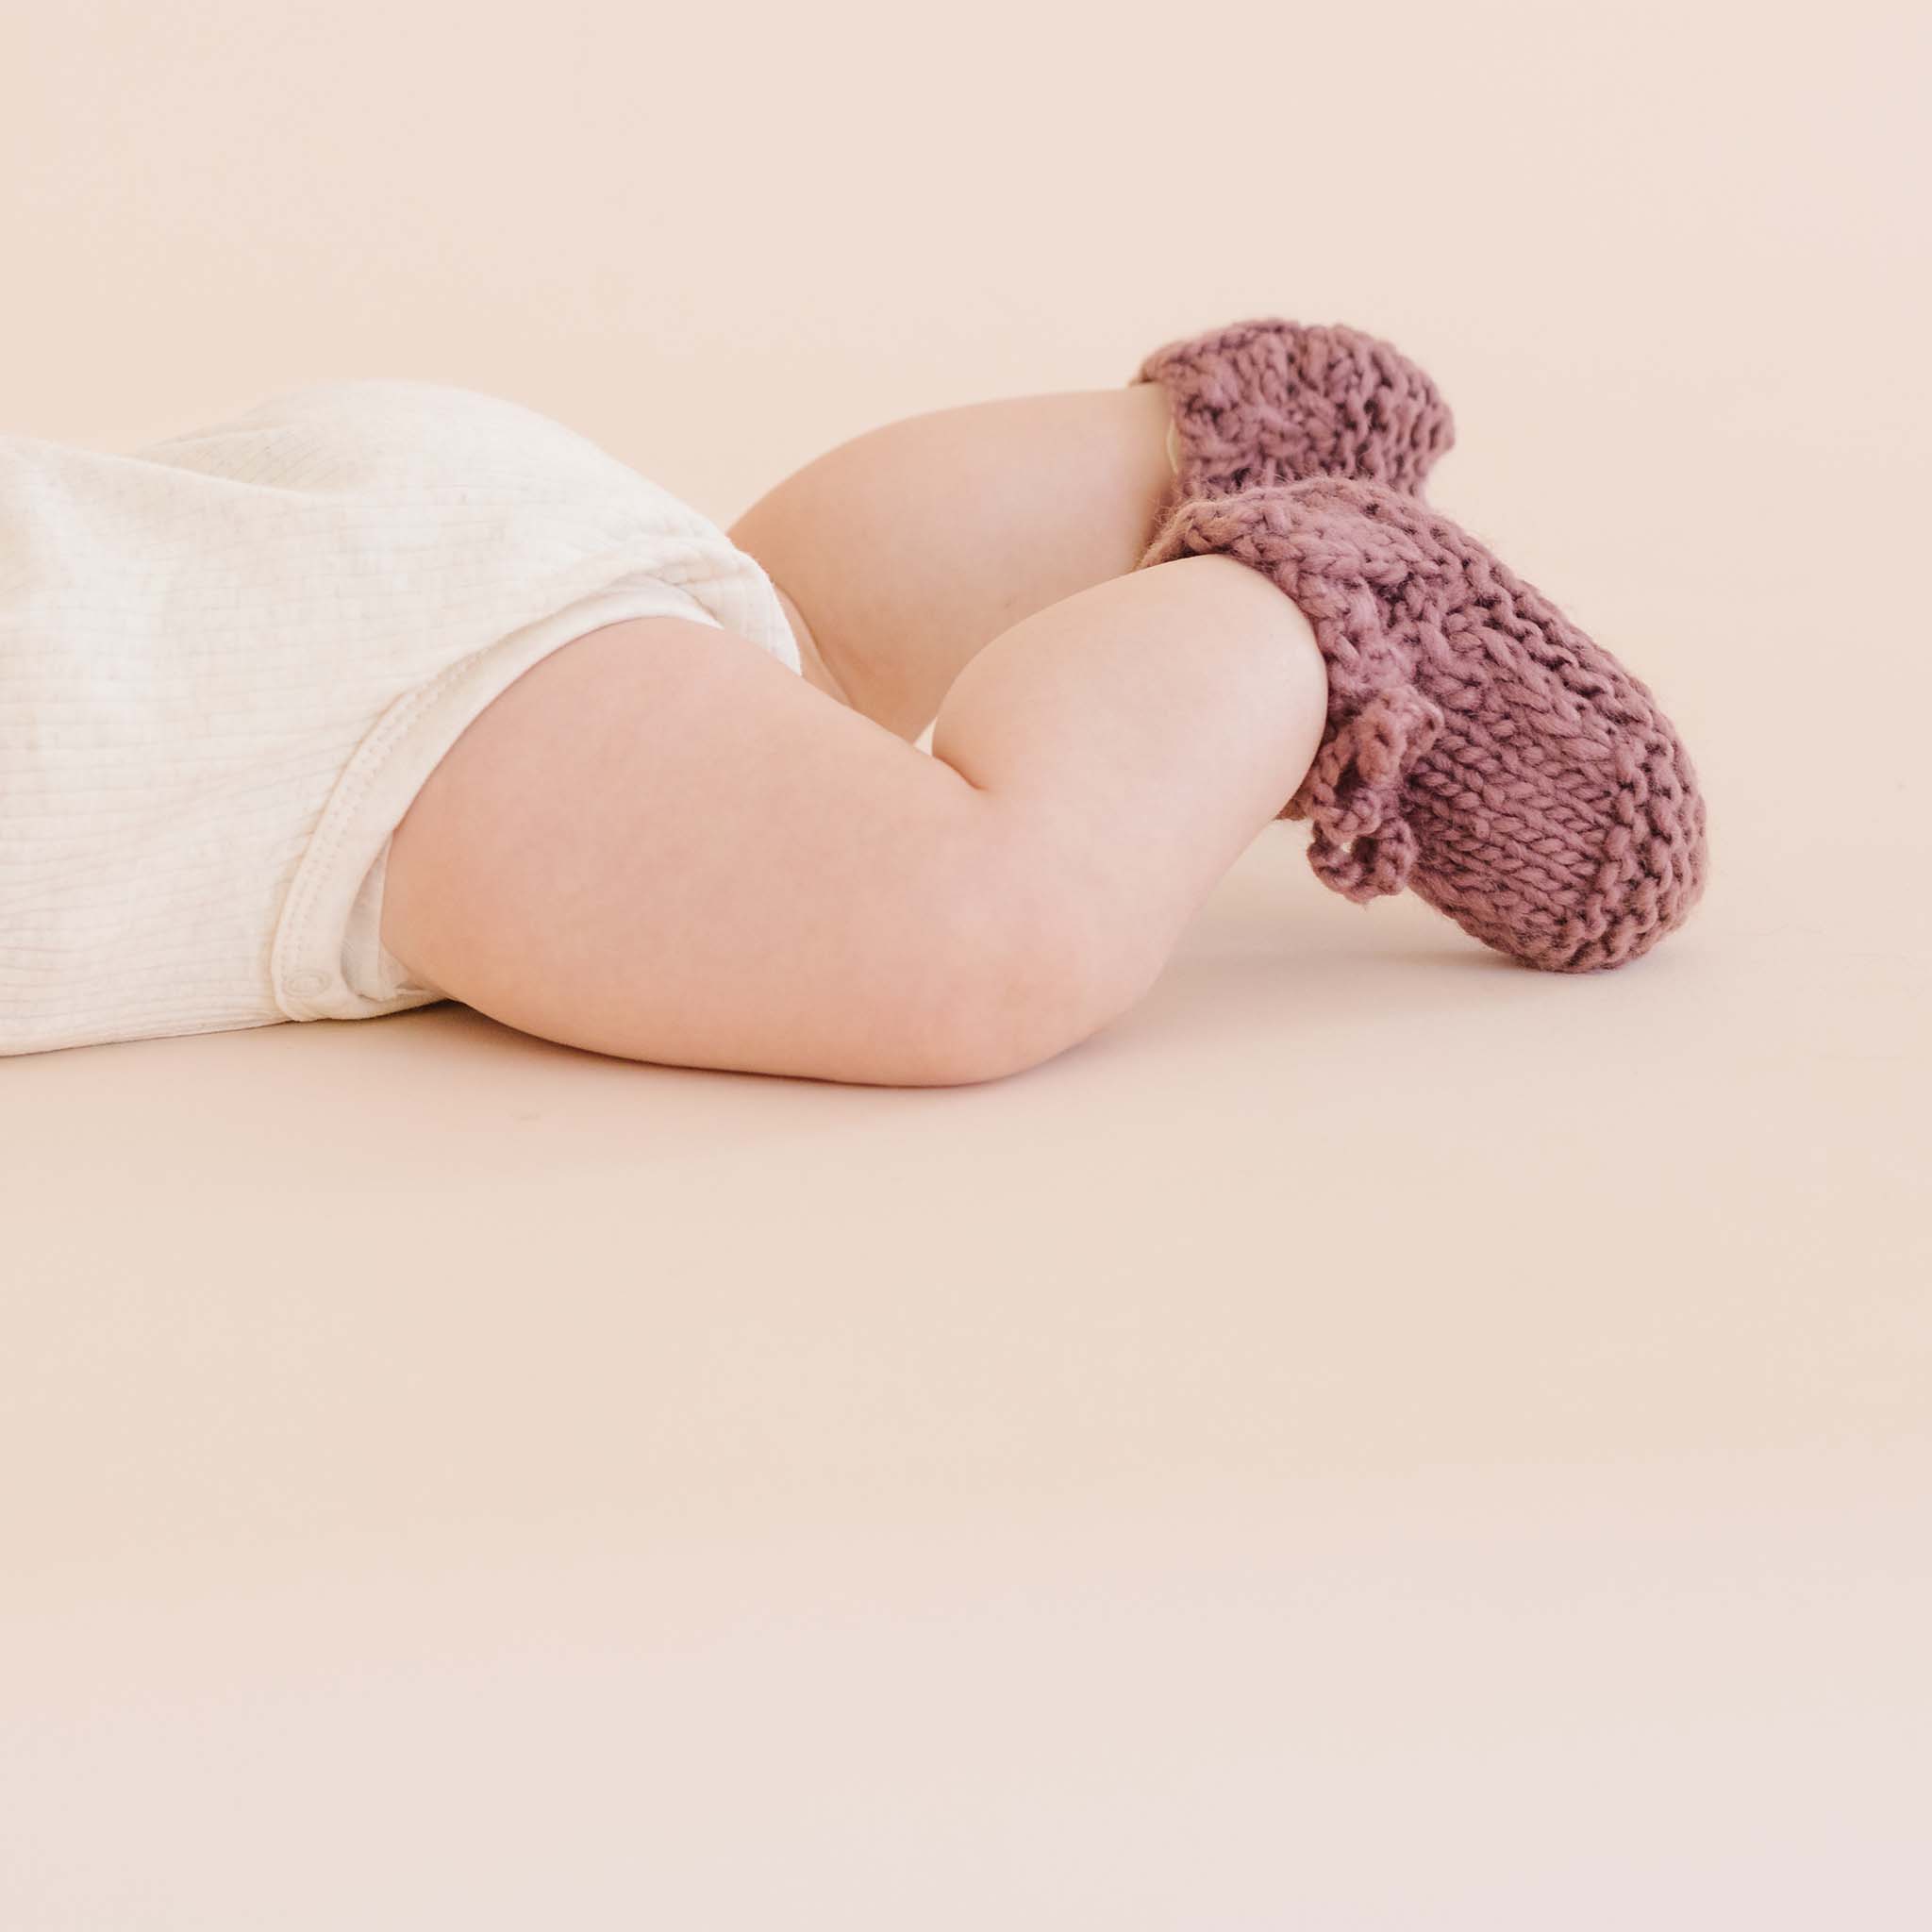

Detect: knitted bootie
1131,317,1456,500
1140,480,1707,972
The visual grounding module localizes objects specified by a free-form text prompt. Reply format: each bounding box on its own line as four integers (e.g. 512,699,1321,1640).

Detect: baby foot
1132,318,1456,499
1139,478,1707,972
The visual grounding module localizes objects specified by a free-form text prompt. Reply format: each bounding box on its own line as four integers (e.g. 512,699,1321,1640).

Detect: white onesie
0,379,801,1057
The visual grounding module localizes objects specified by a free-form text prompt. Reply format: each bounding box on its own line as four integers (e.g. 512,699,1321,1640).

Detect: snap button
287,970,329,997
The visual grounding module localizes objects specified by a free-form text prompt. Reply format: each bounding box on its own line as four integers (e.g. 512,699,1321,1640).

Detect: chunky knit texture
1130,318,1456,499
1138,480,1707,972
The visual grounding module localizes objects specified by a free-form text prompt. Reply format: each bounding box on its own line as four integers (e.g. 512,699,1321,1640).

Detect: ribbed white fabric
1,379,801,1058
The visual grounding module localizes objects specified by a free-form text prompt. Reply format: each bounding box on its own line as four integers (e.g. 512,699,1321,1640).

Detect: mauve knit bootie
1140,480,1707,973
1131,318,1456,500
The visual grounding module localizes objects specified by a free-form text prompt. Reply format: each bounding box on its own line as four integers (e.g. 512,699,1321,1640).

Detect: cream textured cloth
1,379,801,1057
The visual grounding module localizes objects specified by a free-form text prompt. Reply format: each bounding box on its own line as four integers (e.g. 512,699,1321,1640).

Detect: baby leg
380,551,1325,1087
728,384,1179,741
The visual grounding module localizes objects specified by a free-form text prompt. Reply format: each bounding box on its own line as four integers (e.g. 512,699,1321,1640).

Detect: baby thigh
379,616,1126,1086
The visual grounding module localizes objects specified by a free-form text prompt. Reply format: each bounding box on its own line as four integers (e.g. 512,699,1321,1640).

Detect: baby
0,319,1706,1080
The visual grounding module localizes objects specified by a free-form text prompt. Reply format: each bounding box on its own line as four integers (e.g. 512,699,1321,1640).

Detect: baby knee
889,839,1155,1088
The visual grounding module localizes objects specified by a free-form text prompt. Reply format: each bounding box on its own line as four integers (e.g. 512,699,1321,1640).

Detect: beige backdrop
5,3,1928,1926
